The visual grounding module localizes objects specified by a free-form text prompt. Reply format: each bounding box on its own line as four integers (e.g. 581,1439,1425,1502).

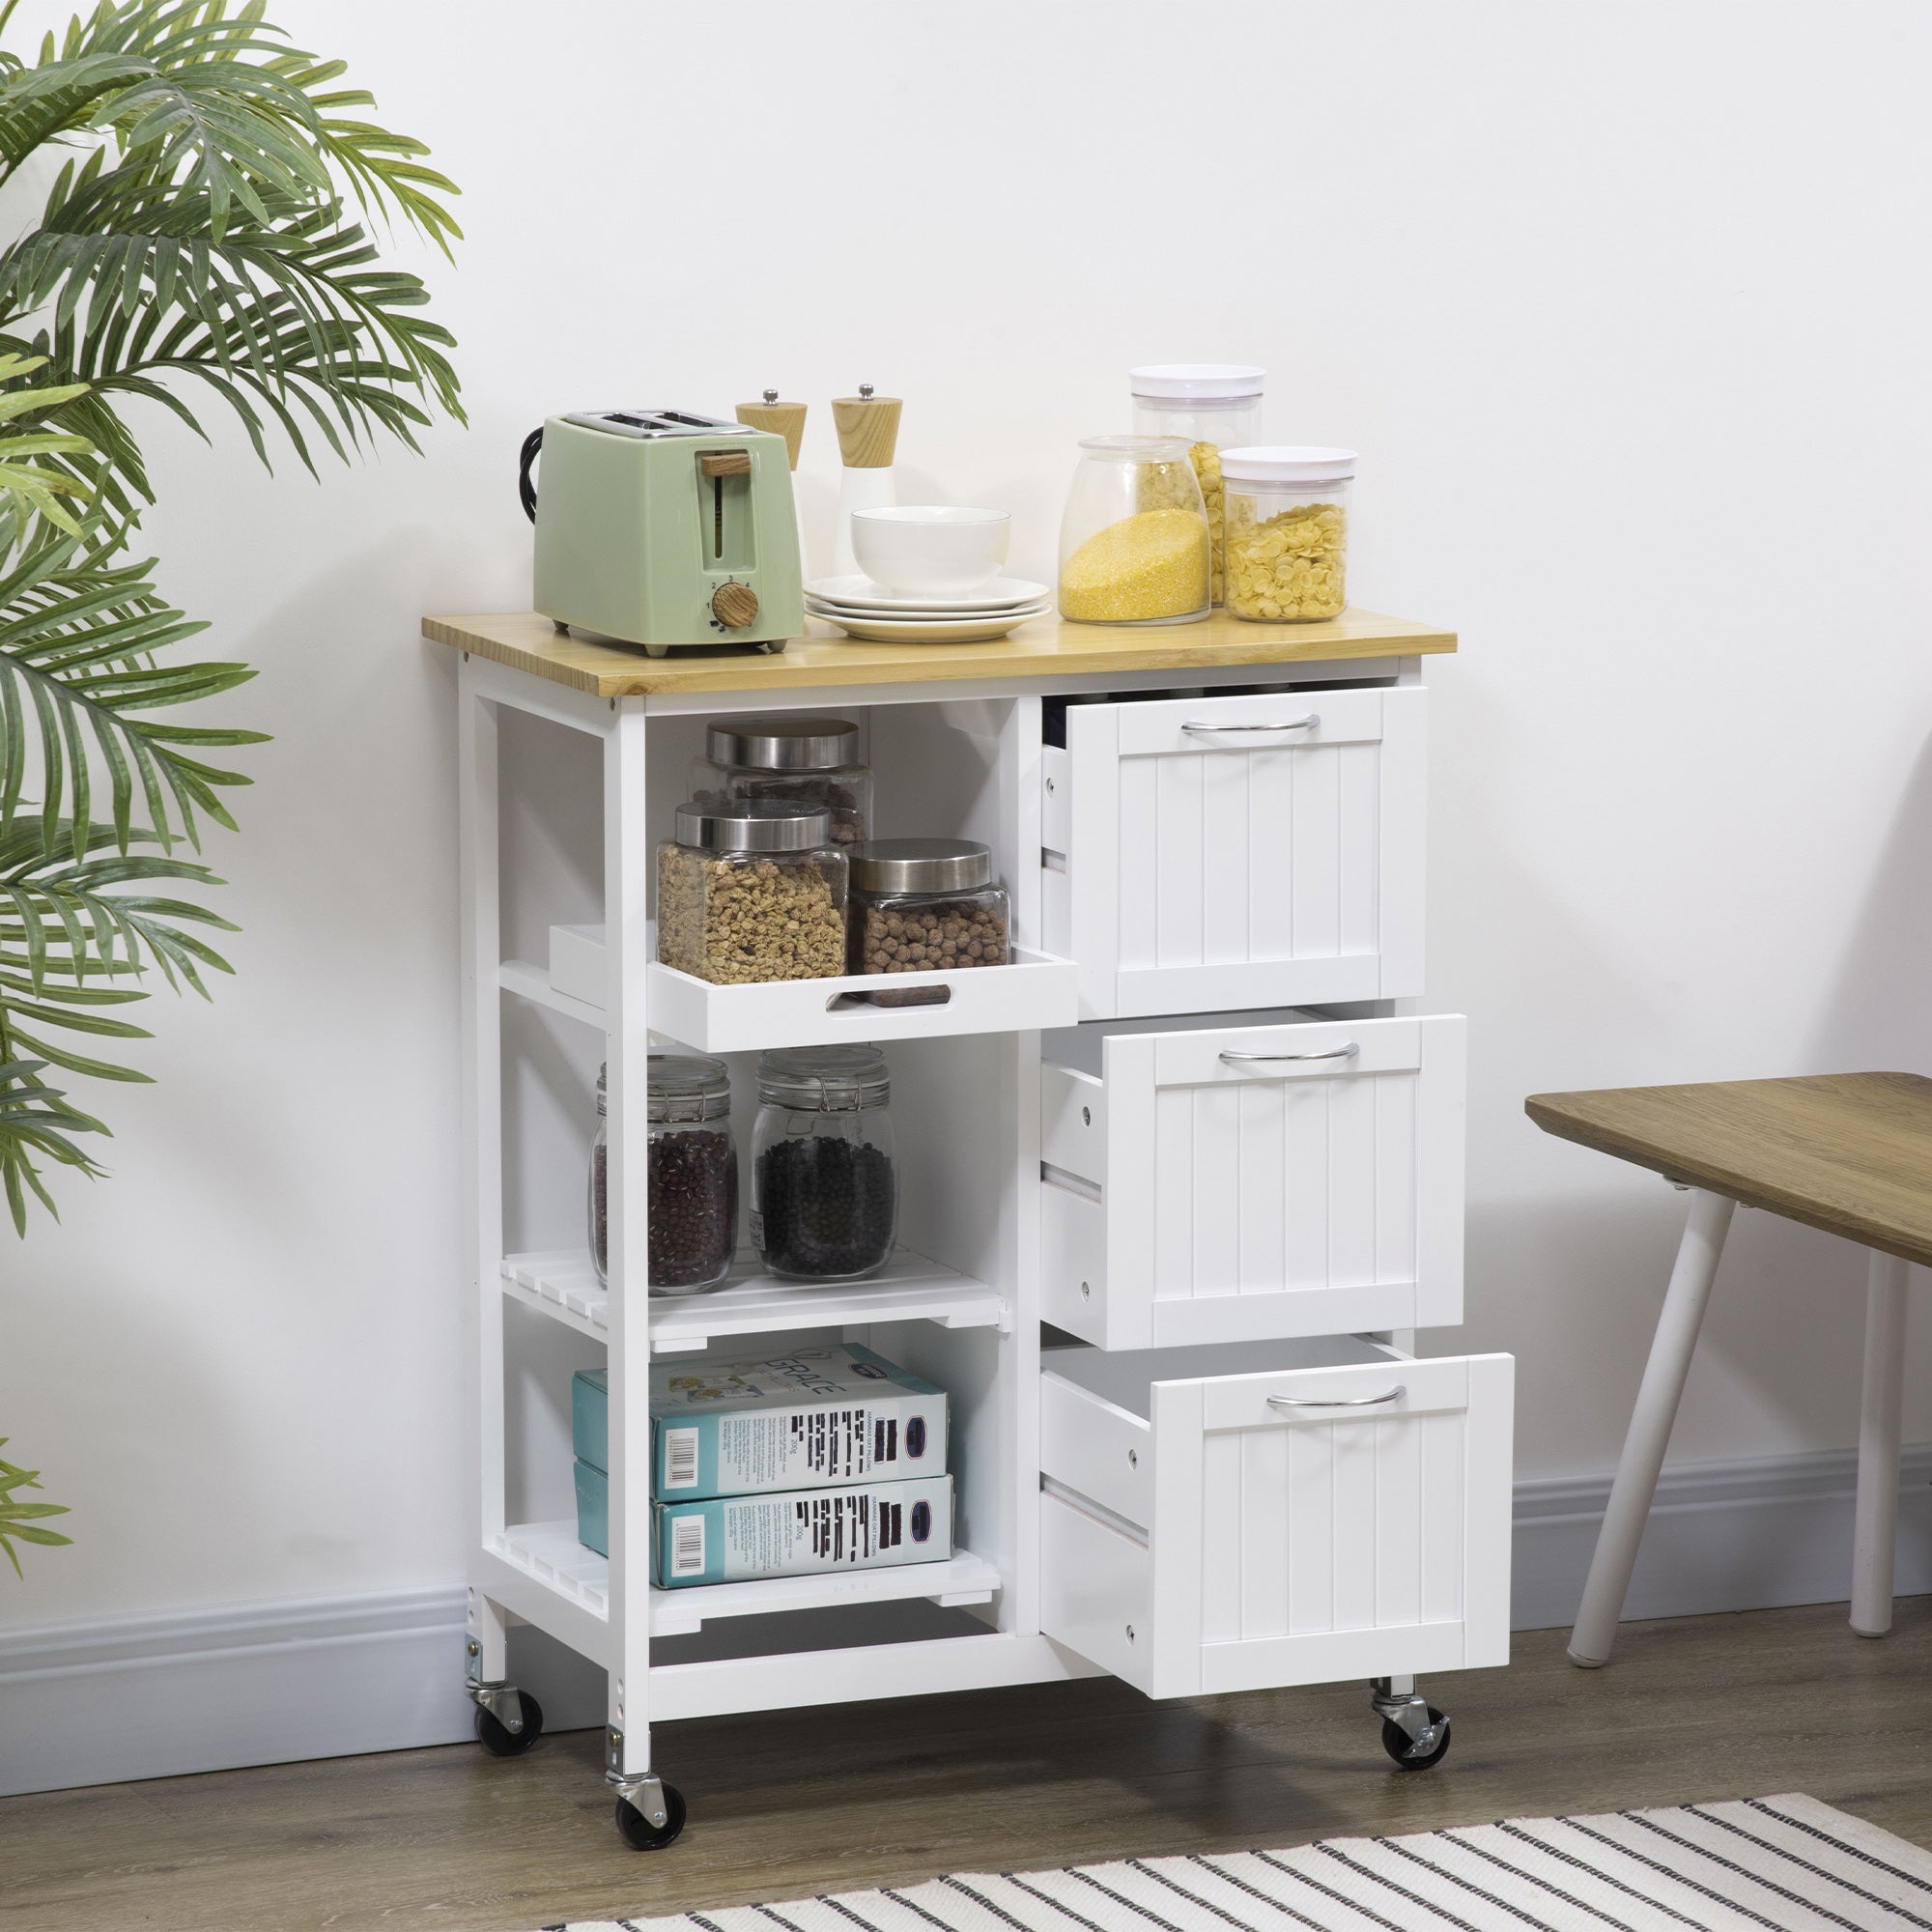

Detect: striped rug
554,1795,1932,1932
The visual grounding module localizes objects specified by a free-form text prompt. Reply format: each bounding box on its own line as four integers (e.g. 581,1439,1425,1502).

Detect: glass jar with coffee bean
590,1056,740,1294
691,714,872,847
847,838,1010,1007
751,1045,897,1283
657,800,848,985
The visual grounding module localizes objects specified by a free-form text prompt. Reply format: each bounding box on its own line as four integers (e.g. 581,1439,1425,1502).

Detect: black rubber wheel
476,1690,544,1757
616,1782,688,1850
1381,1708,1450,1771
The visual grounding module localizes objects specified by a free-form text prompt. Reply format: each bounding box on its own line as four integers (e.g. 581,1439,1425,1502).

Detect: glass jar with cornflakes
1057,436,1209,626
1219,447,1354,623
1129,365,1264,605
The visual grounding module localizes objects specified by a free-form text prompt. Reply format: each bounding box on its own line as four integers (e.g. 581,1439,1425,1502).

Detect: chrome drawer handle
1267,1386,1406,1410
1182,715,1319,734
1220,1043,1359,1065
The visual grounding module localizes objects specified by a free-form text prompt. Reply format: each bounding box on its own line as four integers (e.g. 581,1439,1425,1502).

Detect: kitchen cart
429,606,1513,1849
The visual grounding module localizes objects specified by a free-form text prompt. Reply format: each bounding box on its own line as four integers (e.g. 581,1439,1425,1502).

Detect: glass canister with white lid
590,1055,739,1293
847,838,1009,1005
691,713,871,847
1129,364,1265,606
751,1045,897,1282
1057,436,1209,626
1220,446,1354,623
656,799,848,984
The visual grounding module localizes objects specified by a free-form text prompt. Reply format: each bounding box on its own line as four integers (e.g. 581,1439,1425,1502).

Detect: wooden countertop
1527,1073,1932,1269
422,608,1456,698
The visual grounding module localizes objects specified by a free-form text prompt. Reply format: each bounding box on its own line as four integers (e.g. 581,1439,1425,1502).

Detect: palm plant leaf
0,1438,72,1576
0,1,462,1234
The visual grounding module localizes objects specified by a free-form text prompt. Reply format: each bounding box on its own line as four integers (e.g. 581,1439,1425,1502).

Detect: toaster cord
518,427,542,523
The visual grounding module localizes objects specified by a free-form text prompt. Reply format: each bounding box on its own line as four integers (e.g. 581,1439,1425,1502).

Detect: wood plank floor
3,1599,1927,1932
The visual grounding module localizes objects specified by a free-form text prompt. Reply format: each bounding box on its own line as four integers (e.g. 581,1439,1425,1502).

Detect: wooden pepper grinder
830,383,901,581
737,388,809,582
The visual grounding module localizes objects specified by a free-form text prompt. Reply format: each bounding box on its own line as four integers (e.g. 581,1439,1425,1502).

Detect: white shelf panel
501,1247,1009,1353
531,922,1078,1051
493,1519,1001,1638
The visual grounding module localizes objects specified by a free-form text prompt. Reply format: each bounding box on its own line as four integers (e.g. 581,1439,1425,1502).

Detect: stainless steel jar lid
597,1055,733,1122
756,1044,890,1111
672,799,833,851
706,714,861,772
849,838,992,895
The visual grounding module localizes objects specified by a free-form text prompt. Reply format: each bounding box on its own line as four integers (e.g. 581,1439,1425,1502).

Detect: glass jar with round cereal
1129,365,1264,605
847,838,1009,1007
1219,447,1354,623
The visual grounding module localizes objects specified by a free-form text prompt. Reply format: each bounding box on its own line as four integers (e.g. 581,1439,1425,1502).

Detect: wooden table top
421,607,1456,698
1526,1072,1932,1268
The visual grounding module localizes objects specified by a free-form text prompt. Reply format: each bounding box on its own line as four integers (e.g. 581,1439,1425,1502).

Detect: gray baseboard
4,1443,1926,1799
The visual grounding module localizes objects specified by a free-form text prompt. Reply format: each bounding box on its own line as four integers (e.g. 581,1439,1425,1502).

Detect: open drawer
1042,1010,1465,1349
1039,1338,1513,1698
1041,685,1426,1020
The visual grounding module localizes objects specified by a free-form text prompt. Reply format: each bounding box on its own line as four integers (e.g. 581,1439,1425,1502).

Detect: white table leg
1851,1249,1910,1637
1569,1187,1736,1667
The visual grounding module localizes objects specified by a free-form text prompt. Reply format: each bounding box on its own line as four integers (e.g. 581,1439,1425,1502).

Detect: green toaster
521,408,803,657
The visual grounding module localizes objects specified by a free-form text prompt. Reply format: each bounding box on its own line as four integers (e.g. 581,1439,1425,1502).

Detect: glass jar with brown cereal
656,801,848,985
690,713,872,847
1219,447,1354,623
1129,364,1264,606
847,838,1009,1006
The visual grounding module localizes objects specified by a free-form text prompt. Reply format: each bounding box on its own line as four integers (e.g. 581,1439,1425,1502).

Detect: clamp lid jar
751,1044,897,1282
1128,364,1265,605
1219,446,1354,624
691,713,871,845
589,1055,739,1295
657,800,849,984
1057,436,1209,627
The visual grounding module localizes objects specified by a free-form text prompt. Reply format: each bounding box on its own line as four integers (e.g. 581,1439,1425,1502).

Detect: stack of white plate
804,576,1053,644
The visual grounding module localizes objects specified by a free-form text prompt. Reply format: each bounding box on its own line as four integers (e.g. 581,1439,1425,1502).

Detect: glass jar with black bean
691,713,872,846
750,1045,897,1283
589,1055,739,1294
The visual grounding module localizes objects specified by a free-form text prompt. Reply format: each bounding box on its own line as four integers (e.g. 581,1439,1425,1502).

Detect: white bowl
851,506,1010,598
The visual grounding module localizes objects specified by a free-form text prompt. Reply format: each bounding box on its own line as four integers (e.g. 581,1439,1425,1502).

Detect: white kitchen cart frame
438,608,1513,1850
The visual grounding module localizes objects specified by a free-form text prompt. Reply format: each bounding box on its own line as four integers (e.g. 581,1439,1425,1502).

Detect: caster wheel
759,639,789,654
1381,1707,1450,1771
616,1782,688,1850
476,1690,544,1757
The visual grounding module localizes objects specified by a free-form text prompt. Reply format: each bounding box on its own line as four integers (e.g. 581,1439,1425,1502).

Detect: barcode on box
670,1514,705,1577
664,1428,699,1491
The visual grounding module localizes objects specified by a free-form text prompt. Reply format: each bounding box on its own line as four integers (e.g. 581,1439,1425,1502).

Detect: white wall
5,0,1932,1641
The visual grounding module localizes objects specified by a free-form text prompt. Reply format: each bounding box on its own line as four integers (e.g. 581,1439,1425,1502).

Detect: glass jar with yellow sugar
1057,436,1209,626
1219,446,1354,624
1129,364,1264,605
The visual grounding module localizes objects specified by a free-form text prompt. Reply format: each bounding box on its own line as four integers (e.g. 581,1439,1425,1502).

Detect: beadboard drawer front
1040,686,1426,1021
1038,1344,1514,1699
1041,1013,1466,1350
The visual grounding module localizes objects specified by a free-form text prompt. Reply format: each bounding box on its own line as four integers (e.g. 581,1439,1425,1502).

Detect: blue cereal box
653,1474,952,1587
574,1345,948,1501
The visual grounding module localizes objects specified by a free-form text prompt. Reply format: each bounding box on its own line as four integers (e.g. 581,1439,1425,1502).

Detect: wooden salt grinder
829,384,902,578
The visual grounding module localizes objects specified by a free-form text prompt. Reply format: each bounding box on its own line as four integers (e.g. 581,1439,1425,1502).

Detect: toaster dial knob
711,582,760,629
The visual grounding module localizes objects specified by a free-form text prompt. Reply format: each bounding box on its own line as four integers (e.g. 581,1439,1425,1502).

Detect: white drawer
1041,1010,1465,1349
1039,1339,1513,1699
1040,686,1427,1020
